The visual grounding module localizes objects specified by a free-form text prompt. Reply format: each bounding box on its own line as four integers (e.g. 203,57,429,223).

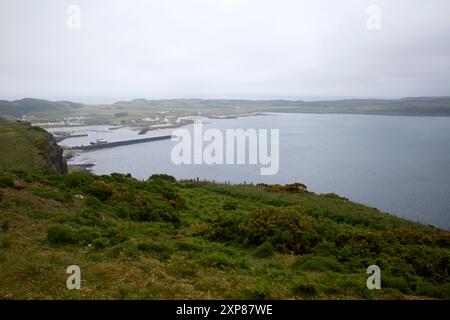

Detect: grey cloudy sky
1,0,450,103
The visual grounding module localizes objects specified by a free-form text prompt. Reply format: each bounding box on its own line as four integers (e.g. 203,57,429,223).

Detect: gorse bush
239,207,323,254
262,182,307,193
113,193,181,226
193,211,242,242
85,180,114,202
148,174,177,183
253,241,275,258
65,171,94,188
85,195,102,208
292,255,344,273
133,198,178,224
144,179,186,209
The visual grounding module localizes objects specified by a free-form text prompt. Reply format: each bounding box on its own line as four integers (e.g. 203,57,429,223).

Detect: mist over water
60,113,450,229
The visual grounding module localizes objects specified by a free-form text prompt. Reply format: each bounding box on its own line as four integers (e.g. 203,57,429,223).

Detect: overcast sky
1,0,450,104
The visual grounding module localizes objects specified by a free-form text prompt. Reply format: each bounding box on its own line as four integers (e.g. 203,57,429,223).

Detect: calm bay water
54,113,450,229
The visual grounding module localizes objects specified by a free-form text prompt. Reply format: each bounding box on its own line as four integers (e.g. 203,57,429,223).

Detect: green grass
0,171,449,299
0,120,63,174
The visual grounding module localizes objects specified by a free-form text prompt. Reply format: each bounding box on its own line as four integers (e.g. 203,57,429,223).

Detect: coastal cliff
46,134,68,174
0,120,67,174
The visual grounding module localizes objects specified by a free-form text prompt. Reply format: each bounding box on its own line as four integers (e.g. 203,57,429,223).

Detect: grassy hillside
112,97,450,116
0,120,67,174
0,172,448,299
2,97,450,126
0,99,82,118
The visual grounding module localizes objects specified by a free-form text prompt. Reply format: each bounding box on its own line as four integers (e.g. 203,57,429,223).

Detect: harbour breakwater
67,135,172,151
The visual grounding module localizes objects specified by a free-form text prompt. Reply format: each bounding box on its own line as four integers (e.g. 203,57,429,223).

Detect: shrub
195,212,241,242
90,228,126,249
129,195,181,226
108,172,133,183
0,175,14,188
47,225,78,245
170,195,187,210
149,174,177,183
240,208,322,254
263,183,307,193
377,256,417,278
85,180,113,202
145,180,181,200
382,275,413,294
85,196,102,208
333,229,386,258
10,171,34,182
322,193,348,201
284,183,307,193
382,228,431,246
292,255,343,273
110,188,136,203
254,241,275,258
65,172,93,188
401,246,449,281
222,201,238,211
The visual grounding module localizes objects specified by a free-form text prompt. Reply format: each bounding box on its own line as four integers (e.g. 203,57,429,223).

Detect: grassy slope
0,120,58,173
0,172,448,299
0,121,48,171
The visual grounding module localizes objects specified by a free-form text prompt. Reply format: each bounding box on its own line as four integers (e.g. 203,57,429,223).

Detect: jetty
69,135,172,151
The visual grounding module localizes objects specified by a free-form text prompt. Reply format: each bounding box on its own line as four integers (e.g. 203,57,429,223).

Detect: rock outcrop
47,135,68,174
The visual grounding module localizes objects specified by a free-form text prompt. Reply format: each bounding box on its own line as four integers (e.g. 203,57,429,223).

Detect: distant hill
2,96,450,117
0,119,67,174
0,98,83,117
113,97,450,116
299,97,450,116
